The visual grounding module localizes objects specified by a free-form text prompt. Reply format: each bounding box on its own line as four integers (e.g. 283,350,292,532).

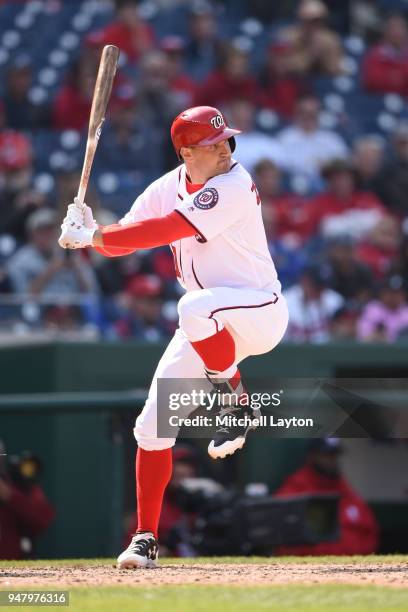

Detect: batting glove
58,221,96,249
62,198,98,231
59,198,99,249
76,197,99,231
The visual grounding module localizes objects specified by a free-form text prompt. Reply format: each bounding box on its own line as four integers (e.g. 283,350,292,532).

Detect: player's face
184,139,232,179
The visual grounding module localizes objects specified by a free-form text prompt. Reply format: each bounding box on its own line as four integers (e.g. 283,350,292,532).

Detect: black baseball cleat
117,532,159,569
208,403,261,459
206,371,260,459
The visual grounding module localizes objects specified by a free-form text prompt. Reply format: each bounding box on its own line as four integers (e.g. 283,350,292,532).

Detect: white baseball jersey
119,160,281,295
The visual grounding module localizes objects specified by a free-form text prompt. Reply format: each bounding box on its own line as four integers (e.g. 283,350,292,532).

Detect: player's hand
58,217,95,249
59,198,99,249
74,197,98,231
63,198,98,231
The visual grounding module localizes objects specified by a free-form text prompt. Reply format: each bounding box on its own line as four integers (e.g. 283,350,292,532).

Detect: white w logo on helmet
210,114,225,129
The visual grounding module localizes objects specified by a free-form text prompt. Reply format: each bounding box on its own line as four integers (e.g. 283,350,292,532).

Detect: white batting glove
62,198,98,230
75,197,98,231
59,220,96,249
59,198,99,249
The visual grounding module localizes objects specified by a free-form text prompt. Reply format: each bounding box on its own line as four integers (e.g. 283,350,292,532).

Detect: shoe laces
128,533,154,554
215,402,258,434
216,403,242,433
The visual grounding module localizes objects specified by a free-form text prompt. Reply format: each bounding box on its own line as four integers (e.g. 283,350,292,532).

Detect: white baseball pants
134,287,289,450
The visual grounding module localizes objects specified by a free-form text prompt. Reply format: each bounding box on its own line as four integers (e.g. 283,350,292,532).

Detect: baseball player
59,106,289,568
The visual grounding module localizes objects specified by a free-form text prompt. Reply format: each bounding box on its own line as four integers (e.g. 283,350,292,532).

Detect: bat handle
75,189,86,213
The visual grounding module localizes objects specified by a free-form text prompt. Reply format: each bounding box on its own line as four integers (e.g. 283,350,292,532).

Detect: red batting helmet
171,106,241,159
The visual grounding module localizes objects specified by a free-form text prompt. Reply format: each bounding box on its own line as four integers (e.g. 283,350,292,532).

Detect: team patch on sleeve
193,187,219,210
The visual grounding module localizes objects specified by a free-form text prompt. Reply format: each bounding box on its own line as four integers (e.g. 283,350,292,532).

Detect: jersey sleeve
100,211,196,250
175,178,247,241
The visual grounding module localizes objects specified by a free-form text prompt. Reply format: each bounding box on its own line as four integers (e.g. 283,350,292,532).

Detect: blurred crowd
1,0,408,343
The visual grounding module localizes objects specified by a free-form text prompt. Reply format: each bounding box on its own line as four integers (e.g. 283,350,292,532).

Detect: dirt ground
1,561,408,588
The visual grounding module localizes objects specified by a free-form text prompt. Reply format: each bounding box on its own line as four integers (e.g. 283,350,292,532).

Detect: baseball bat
76,44,120,210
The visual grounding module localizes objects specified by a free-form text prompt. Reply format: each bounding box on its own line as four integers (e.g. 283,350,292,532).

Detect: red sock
135,447,172,538
191,326,236,372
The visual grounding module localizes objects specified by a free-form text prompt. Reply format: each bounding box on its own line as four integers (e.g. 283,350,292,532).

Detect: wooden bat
76,44,120,210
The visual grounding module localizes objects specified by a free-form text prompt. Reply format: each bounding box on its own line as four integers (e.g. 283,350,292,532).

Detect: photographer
0,441,54,560
273,438,379,556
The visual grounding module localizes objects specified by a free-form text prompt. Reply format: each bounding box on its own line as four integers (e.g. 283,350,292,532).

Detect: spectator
160,36,198,111
52,54,96,131
96,84,162,175
310,159,385,240
0,441,54,560
113,274,172,341
323,0,352,35
7,209,99,299
391,232,408,291
185,2,223,80
246,0,295,24
0,236,14,295
86,0,155,64
42,304,78,328
54,169,102,222
92,233,141,299
357,275,408,342
149,247,181,299
323,236,373,340
136,50,181,130
0,130,47,242
284,265,344,342
91,221,178,302
0,100,5,131
253,159,310,286
277,95,348,180
362,14,408,97
52,51,134,134
258,35,310,119
330,304,360,340
356,215,401,279
352,135,385,192
253,159,314,245
279,0,345,77
193,41,260,109
225,100,286,173
349,0,381,41
0,131,33,198
274,438,379,556
136,50,185,170
2,55,49,131
325,236,374,304
375,122,408,216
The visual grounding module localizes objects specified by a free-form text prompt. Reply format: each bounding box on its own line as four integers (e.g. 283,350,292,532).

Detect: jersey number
251,181,261,205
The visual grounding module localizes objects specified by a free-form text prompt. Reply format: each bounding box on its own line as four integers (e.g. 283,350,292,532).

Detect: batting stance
59,106,289,568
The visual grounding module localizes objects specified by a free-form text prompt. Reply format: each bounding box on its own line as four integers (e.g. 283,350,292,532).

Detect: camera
0,451,42,492
169,478,339,555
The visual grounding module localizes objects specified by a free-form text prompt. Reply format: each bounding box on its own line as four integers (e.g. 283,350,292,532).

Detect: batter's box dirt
1,562,408,588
